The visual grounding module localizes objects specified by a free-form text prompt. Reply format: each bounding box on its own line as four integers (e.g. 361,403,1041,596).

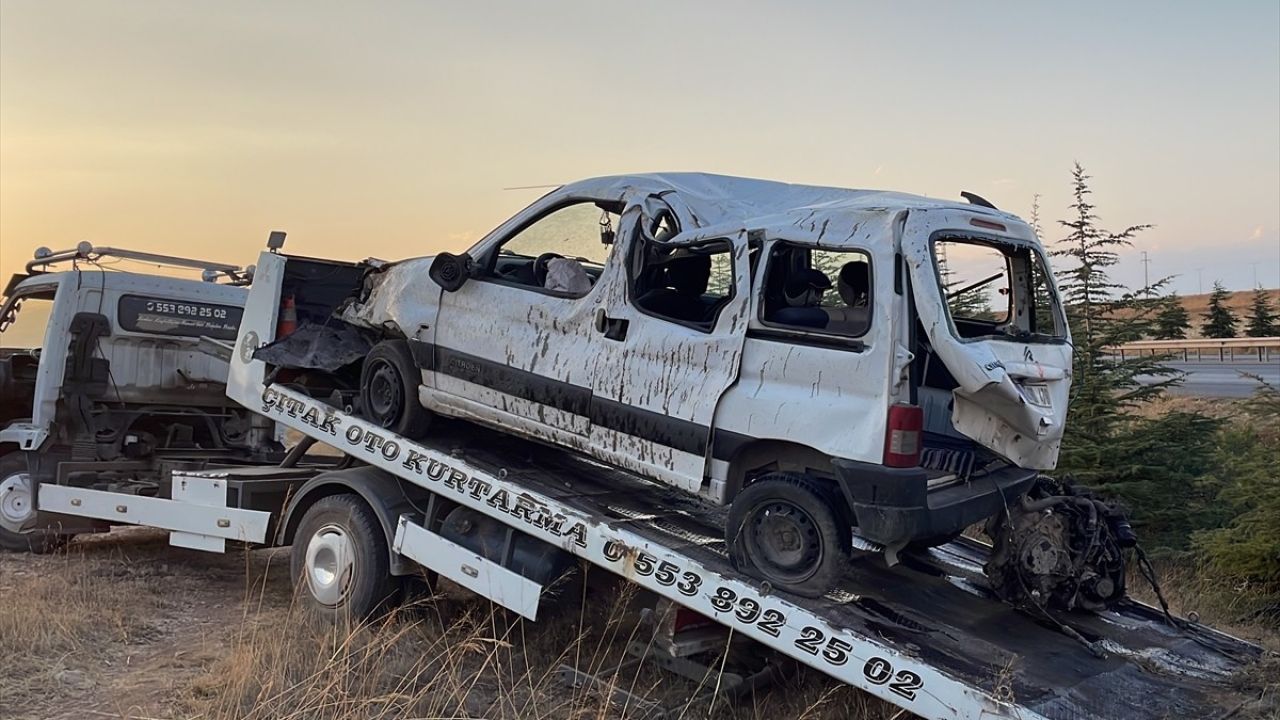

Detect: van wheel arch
723,440,854,527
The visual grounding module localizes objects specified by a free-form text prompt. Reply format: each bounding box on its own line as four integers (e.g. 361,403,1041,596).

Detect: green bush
1193,381,1280,585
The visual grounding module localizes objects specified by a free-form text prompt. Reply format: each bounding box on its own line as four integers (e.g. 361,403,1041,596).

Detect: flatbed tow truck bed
237,382,1261,720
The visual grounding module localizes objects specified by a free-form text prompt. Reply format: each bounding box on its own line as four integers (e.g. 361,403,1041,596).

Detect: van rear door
902,209,1071,470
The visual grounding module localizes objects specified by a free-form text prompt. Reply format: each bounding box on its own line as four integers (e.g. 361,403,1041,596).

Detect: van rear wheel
727,472,850,598
360,340,432,438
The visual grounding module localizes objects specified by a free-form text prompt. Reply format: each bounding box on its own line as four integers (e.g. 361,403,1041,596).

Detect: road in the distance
1136,360,1280,398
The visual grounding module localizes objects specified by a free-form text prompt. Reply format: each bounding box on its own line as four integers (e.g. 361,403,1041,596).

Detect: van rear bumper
830,459,1038,547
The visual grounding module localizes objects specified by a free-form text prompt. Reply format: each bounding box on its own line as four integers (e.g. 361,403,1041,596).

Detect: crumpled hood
339,256,439,334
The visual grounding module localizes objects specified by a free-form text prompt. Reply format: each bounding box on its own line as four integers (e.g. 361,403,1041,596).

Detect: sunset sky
2,1,1277,296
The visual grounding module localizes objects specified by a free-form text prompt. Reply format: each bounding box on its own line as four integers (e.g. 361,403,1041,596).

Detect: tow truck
0,243,276,551
14,240,1264,720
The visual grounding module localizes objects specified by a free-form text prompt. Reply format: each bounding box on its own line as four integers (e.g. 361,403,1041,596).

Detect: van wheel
727,473,850,598
0,453,72,554
360,340,432,438
291,494,399,620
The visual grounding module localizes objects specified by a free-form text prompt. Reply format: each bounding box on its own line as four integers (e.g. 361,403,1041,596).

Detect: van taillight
884,403,923,468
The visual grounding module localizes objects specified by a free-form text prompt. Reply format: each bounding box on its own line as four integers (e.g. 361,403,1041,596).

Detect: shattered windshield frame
930,233,1067,344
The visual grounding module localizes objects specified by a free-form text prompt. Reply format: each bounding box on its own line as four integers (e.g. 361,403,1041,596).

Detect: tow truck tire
290,494,399,621
727,472,850,598
360,340,433,438
0,453,72,554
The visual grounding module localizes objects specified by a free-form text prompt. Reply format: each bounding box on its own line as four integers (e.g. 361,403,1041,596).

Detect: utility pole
1196,267,1204,295
1141,251,1151,296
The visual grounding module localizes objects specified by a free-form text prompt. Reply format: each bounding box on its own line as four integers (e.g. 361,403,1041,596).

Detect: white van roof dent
551,172,1026,246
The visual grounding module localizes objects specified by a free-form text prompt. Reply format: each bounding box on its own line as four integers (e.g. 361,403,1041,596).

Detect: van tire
290,494,399,621
0,453,72,554
727,472,850,598
360,340,432,438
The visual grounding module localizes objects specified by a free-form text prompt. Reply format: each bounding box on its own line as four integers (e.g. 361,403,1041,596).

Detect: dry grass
1127,557,1279,644
182,572,895,720
0,541,163,709
1,537,898,720
1129,392,1250,420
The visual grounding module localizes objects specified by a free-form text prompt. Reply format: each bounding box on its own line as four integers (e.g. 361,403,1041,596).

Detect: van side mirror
429,252,474,292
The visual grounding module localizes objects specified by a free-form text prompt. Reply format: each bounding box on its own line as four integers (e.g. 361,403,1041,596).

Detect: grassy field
3,403,1277,719
2,526,1277,720
0,529,898,720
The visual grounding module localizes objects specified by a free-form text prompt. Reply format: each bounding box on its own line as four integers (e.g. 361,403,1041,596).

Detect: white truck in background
0,243,276,551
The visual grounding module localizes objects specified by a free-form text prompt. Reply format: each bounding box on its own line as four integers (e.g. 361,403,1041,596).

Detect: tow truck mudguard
830,459,1037,547
278,466,434,576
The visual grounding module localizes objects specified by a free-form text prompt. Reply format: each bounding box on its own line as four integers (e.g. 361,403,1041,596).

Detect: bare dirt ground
0,528,894,720
0,528,285,720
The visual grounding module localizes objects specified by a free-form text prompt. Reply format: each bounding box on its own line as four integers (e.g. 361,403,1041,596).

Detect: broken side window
759,243,873,339
933,237,1065,341
630,236,735,332
486,201,622,296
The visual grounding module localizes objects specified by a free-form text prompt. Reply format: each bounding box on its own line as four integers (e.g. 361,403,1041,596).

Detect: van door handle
594,308,629,341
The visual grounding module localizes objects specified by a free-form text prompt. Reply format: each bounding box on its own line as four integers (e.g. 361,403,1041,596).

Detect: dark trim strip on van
408,339,751,461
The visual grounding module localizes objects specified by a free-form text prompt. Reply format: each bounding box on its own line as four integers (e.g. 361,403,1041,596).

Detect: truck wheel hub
305,523,356,607
0,471,35,532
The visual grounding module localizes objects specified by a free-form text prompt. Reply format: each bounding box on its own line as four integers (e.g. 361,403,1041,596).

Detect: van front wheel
727,473,850,598
360,340,432,438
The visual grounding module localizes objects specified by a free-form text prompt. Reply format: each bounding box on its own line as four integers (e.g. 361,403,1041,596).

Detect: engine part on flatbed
985,476,1132,612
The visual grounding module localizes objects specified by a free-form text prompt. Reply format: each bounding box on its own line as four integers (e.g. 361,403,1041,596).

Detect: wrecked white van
272,173,1090,599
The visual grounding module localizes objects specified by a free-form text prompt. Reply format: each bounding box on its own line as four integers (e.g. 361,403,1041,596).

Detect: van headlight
1018,382,1052,408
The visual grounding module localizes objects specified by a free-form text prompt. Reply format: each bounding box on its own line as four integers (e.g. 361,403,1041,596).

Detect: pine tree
1153,293,1191,340
1201,281,1238,338
1245,287,1279,338
1052,162,1165,430
1194,378,1280,584
1049,163,1216,548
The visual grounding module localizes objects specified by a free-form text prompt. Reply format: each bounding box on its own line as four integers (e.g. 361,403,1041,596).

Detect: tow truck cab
0,245,272,548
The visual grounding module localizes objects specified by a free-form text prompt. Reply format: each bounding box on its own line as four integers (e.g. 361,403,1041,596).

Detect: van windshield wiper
946,272,1004,301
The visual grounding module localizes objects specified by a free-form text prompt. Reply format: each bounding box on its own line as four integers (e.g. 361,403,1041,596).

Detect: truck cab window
631,238,735,331
761,244,873,338
488,201,621,296
0,292,55,350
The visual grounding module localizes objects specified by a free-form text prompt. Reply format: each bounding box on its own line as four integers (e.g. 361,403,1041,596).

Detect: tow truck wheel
0,453,72,554
290,494,399,620
360,340,433,438
727,473,850,598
